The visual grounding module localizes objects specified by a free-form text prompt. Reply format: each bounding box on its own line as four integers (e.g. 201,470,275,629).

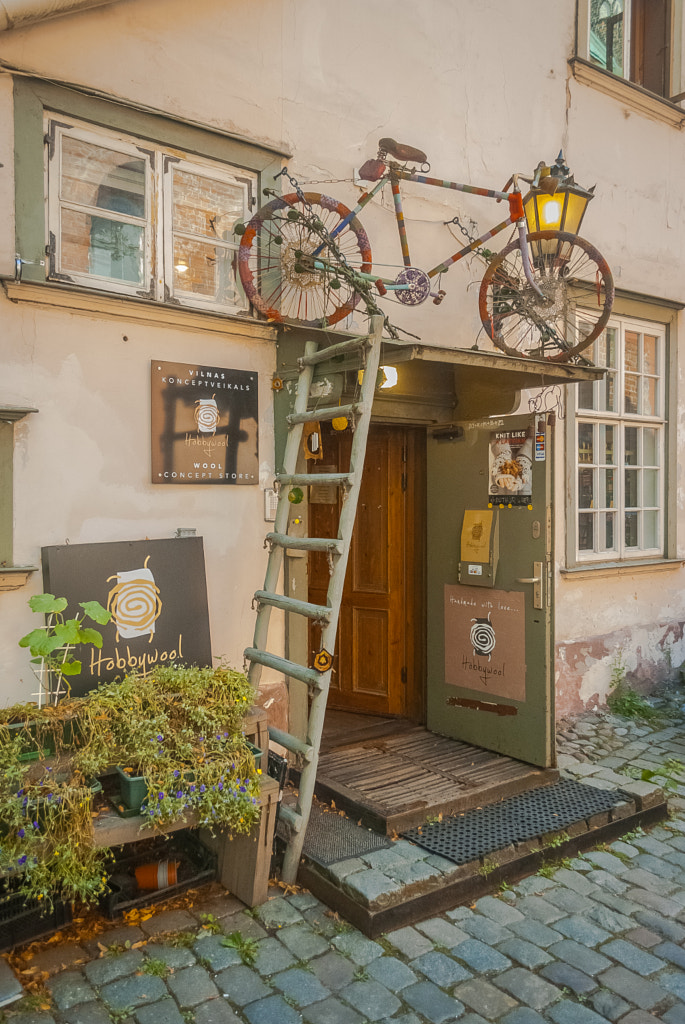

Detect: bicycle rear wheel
479,230,614,361
238,192,372,328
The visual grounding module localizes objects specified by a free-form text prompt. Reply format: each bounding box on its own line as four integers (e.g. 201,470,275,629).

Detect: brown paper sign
444,584,526,702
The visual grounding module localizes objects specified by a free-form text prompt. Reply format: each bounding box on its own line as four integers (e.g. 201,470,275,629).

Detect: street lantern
522,152,595,256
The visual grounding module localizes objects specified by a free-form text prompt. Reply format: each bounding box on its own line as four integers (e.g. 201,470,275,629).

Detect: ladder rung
287,402,363,426
255,591,331,622
266,532,343,554
300,335,370,366
244,648,325,689
276,472,353,488
268,726,314,761
278,804,304,833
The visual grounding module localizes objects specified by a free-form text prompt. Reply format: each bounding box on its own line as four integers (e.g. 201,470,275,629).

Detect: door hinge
401,666,407,685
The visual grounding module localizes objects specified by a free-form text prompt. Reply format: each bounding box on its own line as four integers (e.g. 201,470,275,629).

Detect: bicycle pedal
431,290,446,305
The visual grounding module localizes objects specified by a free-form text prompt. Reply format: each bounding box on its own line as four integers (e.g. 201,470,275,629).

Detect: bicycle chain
270,168,400,340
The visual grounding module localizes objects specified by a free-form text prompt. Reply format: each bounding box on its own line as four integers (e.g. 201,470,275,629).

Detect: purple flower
239,786,246,793
218,782,223,791
17,828,25,838
189,785,196,793
158,792,164,800
157,734,164,741
33,821,39,830
173,769,180,778
199,784,206,793
17,855,27,865
176,791,183,798
223,732,228,738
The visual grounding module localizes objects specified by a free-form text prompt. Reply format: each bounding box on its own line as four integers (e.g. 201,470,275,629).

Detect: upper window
573,316,666,563
587,0,673,97
46,117,256,313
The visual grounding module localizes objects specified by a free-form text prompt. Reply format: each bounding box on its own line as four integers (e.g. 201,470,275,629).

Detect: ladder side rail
280,315,384,883
248,338,319,690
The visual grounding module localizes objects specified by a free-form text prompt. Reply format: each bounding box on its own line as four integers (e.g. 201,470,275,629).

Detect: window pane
61,209,144,283
625,468,638,507
643,427,657,465
643,376,657,416
61,137,146,218
579,468,594,508
624,426,637,465
643,510,658,548
173,237,240,305
173,170,245,239
579,513,594,551
624,373,638,414
625,511,638,547
605,511,615,550
590,0,625,76
600,371,617,413
643,469,658,507
625,330,639,372
644,335,658,375
578,380,594,409
600,424,614,464
605,468,615,508
578,422,594,464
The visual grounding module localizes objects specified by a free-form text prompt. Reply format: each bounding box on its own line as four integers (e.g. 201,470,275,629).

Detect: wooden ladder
245,314,384,883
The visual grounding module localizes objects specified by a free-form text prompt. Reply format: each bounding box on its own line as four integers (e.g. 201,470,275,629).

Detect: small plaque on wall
151,360,258,484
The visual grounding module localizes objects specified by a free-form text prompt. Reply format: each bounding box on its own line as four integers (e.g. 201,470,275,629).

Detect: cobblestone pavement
4,703,685,1024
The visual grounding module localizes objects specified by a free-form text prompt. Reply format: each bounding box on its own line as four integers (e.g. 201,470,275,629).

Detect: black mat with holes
401,778,631,865
300,804,393,866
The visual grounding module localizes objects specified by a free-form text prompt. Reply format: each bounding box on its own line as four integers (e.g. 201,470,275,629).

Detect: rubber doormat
301,804,393,866
401,778,631,865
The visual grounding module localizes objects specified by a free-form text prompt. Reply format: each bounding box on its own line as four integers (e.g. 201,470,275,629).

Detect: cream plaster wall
0,294,280,705
0,0,684,713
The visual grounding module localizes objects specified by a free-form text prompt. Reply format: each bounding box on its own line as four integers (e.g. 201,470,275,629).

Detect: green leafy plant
606,648,662,721
142,959,170,978
199,913,222,934
221,930,259,966
543,831,569,849
622,757,684,795
166,931,197,949
537,857,572,879
478,861,497,877
18,594,111,704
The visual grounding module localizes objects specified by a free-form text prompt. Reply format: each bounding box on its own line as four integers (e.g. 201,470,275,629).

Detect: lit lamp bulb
539,199,562,229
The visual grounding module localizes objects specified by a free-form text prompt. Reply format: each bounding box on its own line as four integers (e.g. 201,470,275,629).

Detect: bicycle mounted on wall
237,142,614,363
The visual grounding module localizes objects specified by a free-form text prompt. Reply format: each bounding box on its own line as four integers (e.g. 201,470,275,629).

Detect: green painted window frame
564,293,679,570
14,76,283,300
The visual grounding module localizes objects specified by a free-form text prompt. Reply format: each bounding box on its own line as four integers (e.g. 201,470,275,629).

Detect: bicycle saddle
378,138,428,165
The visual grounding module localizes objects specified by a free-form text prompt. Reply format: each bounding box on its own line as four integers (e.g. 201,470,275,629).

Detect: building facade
0,0,683,752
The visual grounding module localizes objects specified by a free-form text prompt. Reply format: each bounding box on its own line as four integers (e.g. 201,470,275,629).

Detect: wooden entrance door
308,424,424,719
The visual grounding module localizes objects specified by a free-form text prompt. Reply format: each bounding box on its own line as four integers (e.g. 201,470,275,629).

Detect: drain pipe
0,0,118,31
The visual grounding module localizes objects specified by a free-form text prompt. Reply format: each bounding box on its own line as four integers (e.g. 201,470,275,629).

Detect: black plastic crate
0,887,73,952
101,829,217,919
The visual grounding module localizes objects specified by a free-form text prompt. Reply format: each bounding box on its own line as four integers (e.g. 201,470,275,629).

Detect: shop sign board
444,583,526,702
42,537,212,696
151,360,258,484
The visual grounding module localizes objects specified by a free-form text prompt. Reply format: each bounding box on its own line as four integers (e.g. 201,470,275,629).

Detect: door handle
516,561,544,609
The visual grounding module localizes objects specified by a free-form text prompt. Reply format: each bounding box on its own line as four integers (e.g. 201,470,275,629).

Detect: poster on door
488,428,533,506
444,584,526,701
151,360,258,484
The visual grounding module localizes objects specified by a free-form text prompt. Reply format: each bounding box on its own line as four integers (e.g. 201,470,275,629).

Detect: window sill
569,58,685,129
0,566,39,591
560,557,684,581
2,281,278,342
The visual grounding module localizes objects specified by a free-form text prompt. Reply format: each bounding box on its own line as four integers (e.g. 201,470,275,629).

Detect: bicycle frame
314,165,540,296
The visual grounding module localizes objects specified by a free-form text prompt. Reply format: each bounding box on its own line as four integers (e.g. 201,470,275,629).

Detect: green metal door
426,413,554,767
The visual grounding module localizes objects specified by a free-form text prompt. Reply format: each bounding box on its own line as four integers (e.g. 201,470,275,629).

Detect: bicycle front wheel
479,230,614,361
238,192,372,328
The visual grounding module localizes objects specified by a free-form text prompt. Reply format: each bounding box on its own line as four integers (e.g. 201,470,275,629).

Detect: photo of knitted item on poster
488,428,533,507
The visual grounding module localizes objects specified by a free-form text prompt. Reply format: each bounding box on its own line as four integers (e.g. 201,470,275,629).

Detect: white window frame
45,115,256,314
572,314,667,564
578,0,685,101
